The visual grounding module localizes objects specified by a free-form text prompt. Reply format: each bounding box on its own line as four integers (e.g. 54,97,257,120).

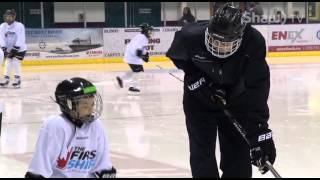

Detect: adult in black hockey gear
166,3,276,178
55,77,103,128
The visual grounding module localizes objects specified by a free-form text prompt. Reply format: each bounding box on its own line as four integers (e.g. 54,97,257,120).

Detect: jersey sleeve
14,23,26,49
166,30,189,62
244,38,271,135
166,30,199,74
27,120,63,178
92,120,113,174
142,39,148,55
0,24,6,48
137,35,149,55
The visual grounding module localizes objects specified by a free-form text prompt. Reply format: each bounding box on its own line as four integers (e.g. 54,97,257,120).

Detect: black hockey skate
12,75,21,89
12,80,21,88
116,76,123,88
128,87,140,95
0,76,9,88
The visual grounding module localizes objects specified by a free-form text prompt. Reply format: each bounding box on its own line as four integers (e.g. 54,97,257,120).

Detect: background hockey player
166,3,276,178
0,9,27,88
116,23,153,95
25,77,116,178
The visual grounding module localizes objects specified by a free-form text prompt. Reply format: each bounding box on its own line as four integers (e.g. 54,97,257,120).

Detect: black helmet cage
140,23,154,38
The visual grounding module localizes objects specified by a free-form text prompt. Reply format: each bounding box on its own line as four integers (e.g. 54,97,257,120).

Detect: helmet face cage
140,23,154,38
142,28,154,38
57,88,103,125
205,28,242,59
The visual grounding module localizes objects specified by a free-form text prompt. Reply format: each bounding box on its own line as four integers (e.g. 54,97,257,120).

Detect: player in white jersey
25,77,116,178
115,23,153,95
0,9,27,88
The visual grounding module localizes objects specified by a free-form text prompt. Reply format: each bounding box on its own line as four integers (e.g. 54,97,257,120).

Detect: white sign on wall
103,26,181,59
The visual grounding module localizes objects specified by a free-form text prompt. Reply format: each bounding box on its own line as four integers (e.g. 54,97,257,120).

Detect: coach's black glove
1,47,8,57
94,167,117,178
8,46,20,59
185,72,226,106
248,128,276,174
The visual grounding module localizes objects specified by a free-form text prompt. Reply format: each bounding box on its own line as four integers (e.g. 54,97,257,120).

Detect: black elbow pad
136,49,143,57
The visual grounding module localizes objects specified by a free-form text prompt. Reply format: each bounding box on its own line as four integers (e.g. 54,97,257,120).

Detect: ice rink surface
0,58,320,178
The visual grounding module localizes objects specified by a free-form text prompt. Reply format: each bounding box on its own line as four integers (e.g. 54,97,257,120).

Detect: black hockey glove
94,167,117,178
136,49,143,57
8,46,20,59
248,128,276,174
25,172,45,178
1,47,8,57
185,72,226,106
141,52,149,62
136,49,149,62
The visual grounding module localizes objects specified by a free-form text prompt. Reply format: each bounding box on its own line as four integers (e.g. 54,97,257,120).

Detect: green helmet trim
83,86,96,94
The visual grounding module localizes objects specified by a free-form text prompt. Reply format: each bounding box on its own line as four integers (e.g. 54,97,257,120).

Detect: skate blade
127,91,140,96
12,85,21,89
0,84,9,88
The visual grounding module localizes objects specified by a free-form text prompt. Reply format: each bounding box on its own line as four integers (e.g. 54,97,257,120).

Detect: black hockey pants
183,93,252,178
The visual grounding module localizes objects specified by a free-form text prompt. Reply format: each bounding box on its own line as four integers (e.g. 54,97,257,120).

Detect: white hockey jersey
27,115,113,178
0,21,27,52
124,33,149,65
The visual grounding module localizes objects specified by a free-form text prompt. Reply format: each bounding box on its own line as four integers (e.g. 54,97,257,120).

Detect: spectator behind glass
179,7,196,26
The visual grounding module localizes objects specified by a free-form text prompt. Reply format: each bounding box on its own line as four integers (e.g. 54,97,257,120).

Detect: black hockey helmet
3,9,16,24
55,77,103,127
139,23,154,38
205,3,246,58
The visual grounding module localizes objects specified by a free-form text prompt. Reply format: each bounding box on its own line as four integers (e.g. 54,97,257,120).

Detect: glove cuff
248,128,273,147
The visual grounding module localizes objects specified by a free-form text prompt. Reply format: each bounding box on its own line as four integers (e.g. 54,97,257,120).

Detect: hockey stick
148,61,184,82
210,95,282,178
